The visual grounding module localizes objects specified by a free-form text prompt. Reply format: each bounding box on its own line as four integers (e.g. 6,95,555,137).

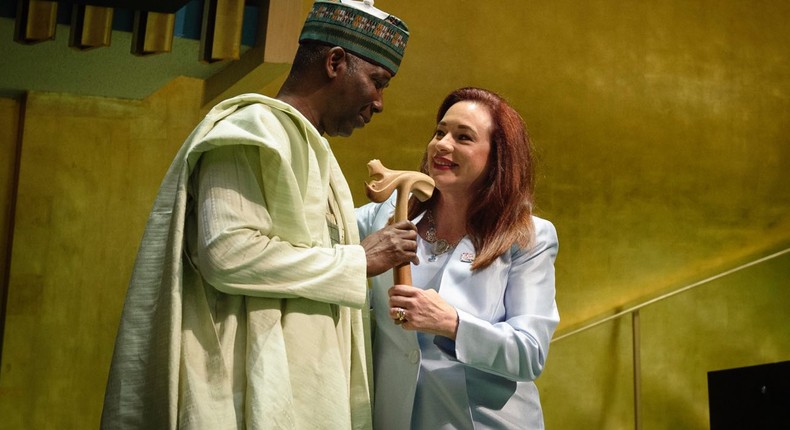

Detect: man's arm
192,144,368,308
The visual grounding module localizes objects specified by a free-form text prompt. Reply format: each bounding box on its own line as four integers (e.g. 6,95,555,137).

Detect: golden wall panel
0,78,203,428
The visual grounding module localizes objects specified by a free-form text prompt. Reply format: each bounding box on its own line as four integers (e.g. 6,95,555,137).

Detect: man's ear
325,46,348,79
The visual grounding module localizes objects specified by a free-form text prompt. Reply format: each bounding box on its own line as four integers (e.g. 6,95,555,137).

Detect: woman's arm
453,218,560,381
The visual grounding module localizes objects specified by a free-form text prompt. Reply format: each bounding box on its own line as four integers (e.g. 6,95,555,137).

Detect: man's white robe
102,94,371,429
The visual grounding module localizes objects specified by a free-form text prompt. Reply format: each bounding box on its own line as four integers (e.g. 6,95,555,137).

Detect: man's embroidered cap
299,0,409,75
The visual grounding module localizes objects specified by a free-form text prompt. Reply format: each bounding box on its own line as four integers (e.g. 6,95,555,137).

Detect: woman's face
427,101,493,196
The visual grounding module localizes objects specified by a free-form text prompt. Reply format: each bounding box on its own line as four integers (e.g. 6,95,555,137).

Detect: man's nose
371,93,384,113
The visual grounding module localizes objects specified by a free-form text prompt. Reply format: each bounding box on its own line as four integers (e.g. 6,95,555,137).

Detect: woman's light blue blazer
356,194,560,430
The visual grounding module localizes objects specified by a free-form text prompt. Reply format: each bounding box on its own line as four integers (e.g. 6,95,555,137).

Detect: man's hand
361,220,418,277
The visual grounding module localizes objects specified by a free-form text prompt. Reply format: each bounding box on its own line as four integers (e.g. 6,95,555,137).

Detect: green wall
1,0,788,428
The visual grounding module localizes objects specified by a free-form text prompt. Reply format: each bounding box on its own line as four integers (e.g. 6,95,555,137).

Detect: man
101,1,414,428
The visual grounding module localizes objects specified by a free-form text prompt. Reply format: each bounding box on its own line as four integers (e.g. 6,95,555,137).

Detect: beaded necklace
424,209,463,262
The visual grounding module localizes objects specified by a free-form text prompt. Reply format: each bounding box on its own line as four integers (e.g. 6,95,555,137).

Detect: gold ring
396,307,406,321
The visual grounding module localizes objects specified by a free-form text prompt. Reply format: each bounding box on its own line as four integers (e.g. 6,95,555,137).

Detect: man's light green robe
102,94,372,429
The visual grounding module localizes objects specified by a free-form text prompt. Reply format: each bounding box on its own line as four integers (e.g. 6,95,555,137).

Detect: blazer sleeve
355,196,396,239
453,217,560,381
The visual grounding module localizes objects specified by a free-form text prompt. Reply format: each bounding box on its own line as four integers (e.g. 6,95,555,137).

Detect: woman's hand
388,284,459,339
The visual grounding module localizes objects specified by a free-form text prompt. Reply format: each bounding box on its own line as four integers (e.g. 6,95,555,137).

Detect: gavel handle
392,187,413,286
395,264,411,285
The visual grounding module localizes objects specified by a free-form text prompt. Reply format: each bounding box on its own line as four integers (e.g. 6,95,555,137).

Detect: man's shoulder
211,93,279,112
219,95,320,139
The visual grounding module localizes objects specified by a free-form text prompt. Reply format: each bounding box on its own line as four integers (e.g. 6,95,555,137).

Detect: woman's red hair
408,87,536,270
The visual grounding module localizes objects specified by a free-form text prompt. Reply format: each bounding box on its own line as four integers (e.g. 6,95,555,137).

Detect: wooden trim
201,0,302,108
14,0,58,44
131,10,175,56
199,0,246,63
69,5,114,50
0,93,26,368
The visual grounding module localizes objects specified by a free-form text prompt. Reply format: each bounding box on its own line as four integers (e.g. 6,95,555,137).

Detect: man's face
323,56,392,137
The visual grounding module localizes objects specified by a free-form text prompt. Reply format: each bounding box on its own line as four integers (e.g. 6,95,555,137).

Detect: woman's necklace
424,209,462,262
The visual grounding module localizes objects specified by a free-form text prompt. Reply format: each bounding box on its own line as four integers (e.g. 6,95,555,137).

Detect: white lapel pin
460,252,475,263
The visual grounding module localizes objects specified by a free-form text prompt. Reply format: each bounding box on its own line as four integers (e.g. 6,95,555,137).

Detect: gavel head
365,159,435,204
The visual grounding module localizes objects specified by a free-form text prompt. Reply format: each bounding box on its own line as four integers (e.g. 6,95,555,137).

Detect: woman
356,87,560,429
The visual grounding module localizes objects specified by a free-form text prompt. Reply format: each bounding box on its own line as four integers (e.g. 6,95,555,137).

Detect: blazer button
409,349,419,364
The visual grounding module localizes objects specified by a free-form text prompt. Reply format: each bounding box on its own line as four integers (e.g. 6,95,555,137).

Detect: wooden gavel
364,159,435,285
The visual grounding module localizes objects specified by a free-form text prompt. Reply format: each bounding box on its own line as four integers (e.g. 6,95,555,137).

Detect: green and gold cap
299,0,409,75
